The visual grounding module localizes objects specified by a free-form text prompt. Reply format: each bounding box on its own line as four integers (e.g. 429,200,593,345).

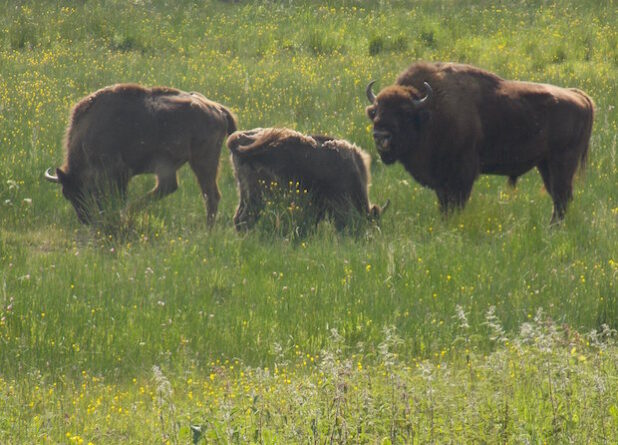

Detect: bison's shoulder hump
397,62,503,91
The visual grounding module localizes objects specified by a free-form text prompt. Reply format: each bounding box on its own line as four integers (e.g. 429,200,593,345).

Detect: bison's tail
226,130,266,157
580,95,594,171
226,131,243,155
227,128,290,157
571,89,595,171
222,107,238,136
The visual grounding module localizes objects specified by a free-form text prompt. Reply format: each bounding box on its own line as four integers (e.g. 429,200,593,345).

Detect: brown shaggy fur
48,83,236,225
227,128,384,231
366,62,594,224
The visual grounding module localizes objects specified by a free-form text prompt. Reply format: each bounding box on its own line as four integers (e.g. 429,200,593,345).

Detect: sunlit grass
1,315,616,443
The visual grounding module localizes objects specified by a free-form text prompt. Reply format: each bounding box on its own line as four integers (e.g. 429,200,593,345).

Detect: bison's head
365,81,433,165
369,199,391,221
45,167,93,224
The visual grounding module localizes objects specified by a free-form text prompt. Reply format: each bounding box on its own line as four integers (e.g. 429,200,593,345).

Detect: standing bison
45,83,237,225
227,128,387,231
365,62,594,223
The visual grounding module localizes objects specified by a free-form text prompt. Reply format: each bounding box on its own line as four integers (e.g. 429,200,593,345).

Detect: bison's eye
366,106,377,121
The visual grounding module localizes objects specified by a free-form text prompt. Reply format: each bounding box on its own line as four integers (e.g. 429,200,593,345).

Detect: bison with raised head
45,84,237,225
365,62,594,224
227,128,387,231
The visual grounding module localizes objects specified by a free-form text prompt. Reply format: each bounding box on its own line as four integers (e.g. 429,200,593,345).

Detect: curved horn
366,80,377,104
44,167,60,183
412,81,433,108
381,199,391,214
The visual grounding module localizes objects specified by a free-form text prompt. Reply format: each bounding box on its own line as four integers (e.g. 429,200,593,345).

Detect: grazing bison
227,128,387,231
365,62,594,224
45,83,237,225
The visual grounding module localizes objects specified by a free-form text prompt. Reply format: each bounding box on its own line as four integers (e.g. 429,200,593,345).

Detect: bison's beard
375,140,399,164
377,149,398,165
372,129,399,165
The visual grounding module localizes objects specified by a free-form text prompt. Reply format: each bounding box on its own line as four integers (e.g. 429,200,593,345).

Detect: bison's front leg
234,203,262,231
232,165,265,231
234,194,263,231
435,181,474,216
434,155,477,215
126,168,177,215
150,170,179,199
436,190,466,215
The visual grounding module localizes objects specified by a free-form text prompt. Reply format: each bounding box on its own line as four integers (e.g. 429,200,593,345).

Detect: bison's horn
412,82,433,108
381,199,391,214
366,80,377,104
44,168,60,183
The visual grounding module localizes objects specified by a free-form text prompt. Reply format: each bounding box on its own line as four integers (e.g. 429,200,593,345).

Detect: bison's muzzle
372,129,392,151
372,129,398,165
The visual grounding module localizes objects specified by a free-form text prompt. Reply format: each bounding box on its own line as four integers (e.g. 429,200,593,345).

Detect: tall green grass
0,0,616,442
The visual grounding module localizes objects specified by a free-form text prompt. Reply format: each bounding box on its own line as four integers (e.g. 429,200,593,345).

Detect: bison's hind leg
190,155,221,227
549,162,577,225
538,155,580,225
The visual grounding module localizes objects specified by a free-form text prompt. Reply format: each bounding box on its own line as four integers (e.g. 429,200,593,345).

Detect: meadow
0,0,616,443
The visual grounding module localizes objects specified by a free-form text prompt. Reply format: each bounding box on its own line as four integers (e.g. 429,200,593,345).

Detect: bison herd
45,62,594,230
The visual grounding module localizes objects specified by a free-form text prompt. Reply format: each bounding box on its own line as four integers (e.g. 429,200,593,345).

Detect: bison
365,62,594,224
44,83,237,225
227,128,387,231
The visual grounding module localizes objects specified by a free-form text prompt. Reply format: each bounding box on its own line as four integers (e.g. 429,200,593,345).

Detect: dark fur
227,128,383,230
50,83,237,224
366,62,594,224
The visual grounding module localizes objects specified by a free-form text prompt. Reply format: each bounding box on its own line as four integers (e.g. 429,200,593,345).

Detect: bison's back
65,84,232,172
487,72,594,167
396,63,593,176
69,84,181,126
252,143,356,185
230,129,370,197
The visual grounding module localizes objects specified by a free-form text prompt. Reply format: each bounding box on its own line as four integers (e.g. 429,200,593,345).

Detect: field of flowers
1,0,616,443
